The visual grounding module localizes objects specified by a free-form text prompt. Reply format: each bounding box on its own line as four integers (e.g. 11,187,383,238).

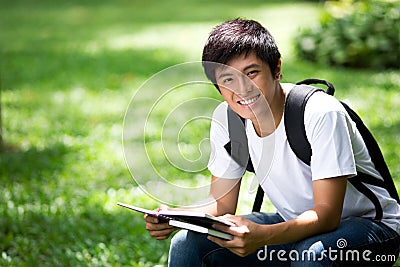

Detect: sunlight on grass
1,0,399,266
239,3,321,59
91,23,214,60
84,3,320,61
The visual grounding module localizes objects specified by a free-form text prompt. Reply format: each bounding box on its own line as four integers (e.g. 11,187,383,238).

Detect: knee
168,230,216,267
169,230,208,253
168,230,193,266
170,230,188,252
291,239,330,266
293,239,325,256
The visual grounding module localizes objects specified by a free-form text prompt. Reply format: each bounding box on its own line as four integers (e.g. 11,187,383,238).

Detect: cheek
219,87,235,100
256,78,275,97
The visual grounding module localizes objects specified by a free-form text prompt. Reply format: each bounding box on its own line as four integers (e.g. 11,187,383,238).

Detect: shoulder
213,101,229,115
296,88,349,131
284,83,345,114
283,83,347,121
211,101,229,125
306,90,346,115
281,82,296,94
298,86,355,140
210,101,230,139
302,89,357,150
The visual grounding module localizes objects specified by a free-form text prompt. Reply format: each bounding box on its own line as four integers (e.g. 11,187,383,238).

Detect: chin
236,110,255,121
234,104,257,118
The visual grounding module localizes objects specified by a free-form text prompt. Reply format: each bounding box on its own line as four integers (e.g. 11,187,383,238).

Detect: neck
252,83,285,137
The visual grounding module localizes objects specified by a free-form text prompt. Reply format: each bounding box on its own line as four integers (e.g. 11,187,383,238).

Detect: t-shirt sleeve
207,103,246,179
304,93,357,181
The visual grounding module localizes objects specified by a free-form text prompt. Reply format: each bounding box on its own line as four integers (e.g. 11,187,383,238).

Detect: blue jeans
168,213,400,267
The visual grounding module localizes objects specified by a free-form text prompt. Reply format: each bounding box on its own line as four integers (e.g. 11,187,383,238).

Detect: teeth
239,95,259,105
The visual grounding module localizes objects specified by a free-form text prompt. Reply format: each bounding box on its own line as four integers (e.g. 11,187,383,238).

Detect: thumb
158,204,170,211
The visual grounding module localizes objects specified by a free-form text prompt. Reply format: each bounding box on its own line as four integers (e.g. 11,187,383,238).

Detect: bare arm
189,175,241,216
210,175,348,256
145,175,242,240
265,175,347,244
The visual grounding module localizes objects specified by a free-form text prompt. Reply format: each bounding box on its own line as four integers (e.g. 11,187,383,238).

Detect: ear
274,59,282,80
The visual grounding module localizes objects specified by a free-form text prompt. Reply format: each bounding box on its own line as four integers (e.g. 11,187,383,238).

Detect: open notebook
117,202,234,240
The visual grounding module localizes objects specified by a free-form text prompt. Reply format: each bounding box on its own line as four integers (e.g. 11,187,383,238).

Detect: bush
294,0,400,69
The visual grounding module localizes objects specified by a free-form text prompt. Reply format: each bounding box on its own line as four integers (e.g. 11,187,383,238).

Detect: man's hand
144,206,176,240
207,214,266,257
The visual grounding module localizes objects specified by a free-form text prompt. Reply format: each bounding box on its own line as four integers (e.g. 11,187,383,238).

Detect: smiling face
215,52,282,125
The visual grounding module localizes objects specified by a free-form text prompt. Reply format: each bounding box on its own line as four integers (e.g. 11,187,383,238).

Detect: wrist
255,224,273,247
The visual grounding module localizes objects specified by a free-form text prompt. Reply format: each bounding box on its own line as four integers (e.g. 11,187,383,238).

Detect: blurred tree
0,71,3,152
294,0,400,69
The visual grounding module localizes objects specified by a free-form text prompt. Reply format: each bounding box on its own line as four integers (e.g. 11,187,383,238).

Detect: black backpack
224,78,400,220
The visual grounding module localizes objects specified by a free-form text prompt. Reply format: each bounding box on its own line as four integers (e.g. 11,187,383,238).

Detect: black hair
202,19,281,87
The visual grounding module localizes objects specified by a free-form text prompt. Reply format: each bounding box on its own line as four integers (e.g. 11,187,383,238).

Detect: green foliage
295,0,400,69
0,0,399,266
0,1,320,266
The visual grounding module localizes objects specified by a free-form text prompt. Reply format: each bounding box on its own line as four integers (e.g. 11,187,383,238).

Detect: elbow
313,204,343,233
216,204,236,216
319,214,341,233
325,220,340,232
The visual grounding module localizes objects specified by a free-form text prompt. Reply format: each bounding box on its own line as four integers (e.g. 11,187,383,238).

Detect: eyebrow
217,63,261,79
217,72,233,79
242,63,261,72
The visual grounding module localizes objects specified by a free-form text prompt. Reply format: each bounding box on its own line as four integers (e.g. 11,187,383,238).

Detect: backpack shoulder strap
225,106,254,172
226,79,399,215
225,106,258,211
284,85,324,165
296,78,335,95
340,102,400,204
286,80,400,220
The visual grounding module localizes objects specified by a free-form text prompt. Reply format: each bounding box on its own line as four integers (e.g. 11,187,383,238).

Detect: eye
223,77,233,84
247,70,259,78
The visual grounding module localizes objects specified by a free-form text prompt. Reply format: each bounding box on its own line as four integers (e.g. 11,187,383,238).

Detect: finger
207,235,234,248
159,204,170,211
228,248,249,257
207,235,223,246
145,222,171,231
208,236,250,258
149,228,175,240
221,214,244,224
154,235,170,240
214,218,250,236
212,223,233,235
213,224,250,240
144,214,159,223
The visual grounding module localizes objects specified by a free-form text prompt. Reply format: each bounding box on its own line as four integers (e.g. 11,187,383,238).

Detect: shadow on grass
0,143,70,183
1,47,184,92
283,59,400,93
0,203,170,266
0,0,324,92
1,0,313,26
370,121,400,181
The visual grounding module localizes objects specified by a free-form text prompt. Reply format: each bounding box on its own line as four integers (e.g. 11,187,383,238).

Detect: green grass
1,0,399,266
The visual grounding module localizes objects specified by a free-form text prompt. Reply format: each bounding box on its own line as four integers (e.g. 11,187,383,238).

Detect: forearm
184,176,240,216
180,195,236,216
262,176,347,246
262,205,340,246
209,177,347,257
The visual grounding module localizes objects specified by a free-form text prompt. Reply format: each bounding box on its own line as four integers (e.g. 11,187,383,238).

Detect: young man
144,19,400,266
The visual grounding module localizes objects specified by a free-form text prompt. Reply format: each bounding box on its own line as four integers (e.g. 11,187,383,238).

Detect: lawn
1,0,399,266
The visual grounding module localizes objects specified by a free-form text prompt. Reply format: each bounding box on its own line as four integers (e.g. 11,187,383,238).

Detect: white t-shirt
208,83,400,234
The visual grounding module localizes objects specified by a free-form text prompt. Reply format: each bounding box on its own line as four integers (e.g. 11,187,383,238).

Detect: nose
236,75,255,96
